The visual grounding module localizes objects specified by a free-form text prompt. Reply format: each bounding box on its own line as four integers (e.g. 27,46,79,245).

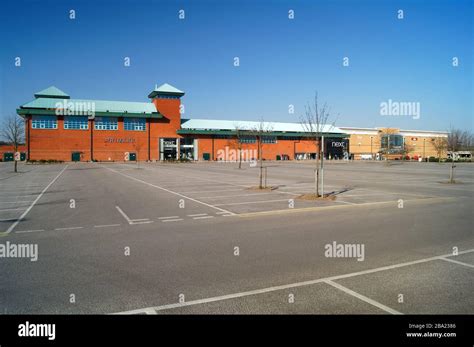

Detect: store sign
104,137,136,143
331,141,346,148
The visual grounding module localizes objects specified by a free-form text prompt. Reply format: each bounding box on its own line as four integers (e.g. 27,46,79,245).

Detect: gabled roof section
34,86,70,99
18,98,161,118
148,83,185,98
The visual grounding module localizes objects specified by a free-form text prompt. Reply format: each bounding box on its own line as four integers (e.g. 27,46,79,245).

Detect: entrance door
160,138,178,160
72,152,81,162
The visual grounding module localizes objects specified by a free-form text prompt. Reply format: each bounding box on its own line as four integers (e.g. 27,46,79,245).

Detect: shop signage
104,137,136,143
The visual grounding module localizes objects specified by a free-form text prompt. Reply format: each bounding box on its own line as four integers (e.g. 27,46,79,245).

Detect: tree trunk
259,141,263,189
14,160,18,173
449,162,455,183
315,154,319,197
238,147,242,169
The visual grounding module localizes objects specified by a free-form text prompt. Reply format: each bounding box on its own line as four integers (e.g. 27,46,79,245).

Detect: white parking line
2,165,68,235
115,248,474,315
55,226,84,231
187,213,208,217
15,229,44,234
94,224,121,228
334,200,357,205
158,216,180,220
440,257,474,269
323,280,402,314
105,167,235,215
214,199,289,206
115,205,151,225
0,201,34,204
197,192,278,199
0,207,27,212
162,218,183,222
193,216,214,220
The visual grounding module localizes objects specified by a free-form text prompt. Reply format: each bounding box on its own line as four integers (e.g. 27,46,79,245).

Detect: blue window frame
94,117,118,130
32,116,57,129
156,95,180,99
124,118,146,131
64,116,88,130
239,136,256,144
262,136,277,144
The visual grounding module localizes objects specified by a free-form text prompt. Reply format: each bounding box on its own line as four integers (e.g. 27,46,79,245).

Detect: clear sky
0,0,472,131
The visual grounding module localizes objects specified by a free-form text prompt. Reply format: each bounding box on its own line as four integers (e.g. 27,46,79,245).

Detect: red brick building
16,84,348,162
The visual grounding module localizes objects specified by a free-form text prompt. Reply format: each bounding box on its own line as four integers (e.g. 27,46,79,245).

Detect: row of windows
238,136,277,144
31,116,147,131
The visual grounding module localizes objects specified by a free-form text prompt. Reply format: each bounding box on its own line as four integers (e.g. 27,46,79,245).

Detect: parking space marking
334,200,357,205
162,218,183,222
115,205,152,225
0,201,34,204
323,280,402,314
176,188,245,194
0,207,27,212
105,167,235,215
158,216,180,220
214,199,290,206
55,227,84,231
115,248,474,315
2,165,68,235
238,197,456,218
193,216,214,220
197,192,280,199
94,224,121,228
440,257,474,269
187,213,208,217
15,229,45,234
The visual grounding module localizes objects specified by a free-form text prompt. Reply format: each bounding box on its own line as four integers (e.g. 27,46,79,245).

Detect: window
262,136,277,144
124,118,146,131
214,134,233,139
381,134,404,153
32,116,57,129
156,95,180,100
94,117,118,130
64,116,88,130
239,136,256,144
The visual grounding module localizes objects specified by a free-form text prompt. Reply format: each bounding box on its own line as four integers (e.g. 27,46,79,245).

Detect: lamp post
423,138,426,161
370,136,373,160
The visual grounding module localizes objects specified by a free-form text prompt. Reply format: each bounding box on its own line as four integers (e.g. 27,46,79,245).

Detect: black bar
0,315,472,346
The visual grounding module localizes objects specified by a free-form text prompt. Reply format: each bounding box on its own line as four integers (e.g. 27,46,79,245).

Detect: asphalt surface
0,160,472,314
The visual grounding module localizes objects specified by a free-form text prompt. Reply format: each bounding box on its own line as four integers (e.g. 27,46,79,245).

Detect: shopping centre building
6,84,448,162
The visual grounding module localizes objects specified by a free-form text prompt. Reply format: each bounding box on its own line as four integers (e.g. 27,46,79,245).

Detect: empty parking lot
0,161,472,314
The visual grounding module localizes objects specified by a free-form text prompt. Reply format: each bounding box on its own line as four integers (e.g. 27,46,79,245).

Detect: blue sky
0,0,472,131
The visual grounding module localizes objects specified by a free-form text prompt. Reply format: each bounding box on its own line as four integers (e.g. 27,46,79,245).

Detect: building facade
11,84,448,162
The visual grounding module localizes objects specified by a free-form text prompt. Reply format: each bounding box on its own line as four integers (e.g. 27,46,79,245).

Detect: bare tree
299,93,336,197
229,123,245,169
432,137,447,161
250,118,273,189
1,115,25,173
133,139,144,168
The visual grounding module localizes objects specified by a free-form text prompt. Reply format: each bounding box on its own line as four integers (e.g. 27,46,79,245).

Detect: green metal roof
34,86,70,99
19,97,161,117
177,129,348,138
148,83,185,98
